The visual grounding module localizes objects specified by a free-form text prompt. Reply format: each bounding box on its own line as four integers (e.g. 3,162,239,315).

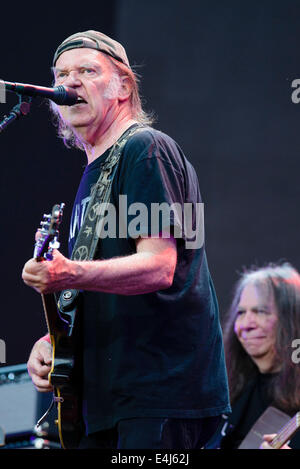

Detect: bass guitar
34,203,84,449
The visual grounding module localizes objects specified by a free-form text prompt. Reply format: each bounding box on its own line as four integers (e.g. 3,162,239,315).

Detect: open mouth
73,97,87,105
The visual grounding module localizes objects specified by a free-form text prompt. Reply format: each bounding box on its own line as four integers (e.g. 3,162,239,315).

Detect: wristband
39,333,51,344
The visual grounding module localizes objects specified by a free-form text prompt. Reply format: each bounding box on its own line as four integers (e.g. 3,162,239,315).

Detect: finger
32,375,53,392
31,369,50,385
37,341,53,363
262,433,276,442
22,270,38,284
28,355,52,377
52,249,63,260
36,387,53,393
27,356,45,375
43,354,53,366
35,230,42,241
38,365,52,377
22,275,45,293
28,363,51,379
260,442,272,449
23,258,39,274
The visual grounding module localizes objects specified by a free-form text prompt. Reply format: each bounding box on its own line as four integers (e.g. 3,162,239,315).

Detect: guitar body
238,406,300,449
34,205,84,449
42,289,84,449
238,406,290,449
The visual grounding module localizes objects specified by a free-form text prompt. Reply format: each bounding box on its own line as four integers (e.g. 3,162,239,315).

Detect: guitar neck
34,203,65,336
270,412,300,449
41,292,64,336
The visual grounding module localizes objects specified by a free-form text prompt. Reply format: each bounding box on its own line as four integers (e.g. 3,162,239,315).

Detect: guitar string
271,415,297,447
272,418,295,445
271,421,295,447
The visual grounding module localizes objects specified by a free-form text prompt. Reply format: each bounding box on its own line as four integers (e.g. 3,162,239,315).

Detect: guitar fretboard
270,412,300,449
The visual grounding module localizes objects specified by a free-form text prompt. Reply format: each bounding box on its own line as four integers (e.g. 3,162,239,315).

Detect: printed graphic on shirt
69,195,91,244
70,193,205,250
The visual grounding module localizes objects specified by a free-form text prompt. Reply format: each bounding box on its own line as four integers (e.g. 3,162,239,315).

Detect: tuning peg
50,239,60,250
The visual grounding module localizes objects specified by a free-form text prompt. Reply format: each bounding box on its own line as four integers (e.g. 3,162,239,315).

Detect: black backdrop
1,0,300,366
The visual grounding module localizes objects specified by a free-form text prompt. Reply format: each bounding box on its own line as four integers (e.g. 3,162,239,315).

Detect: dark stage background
1,0,300,366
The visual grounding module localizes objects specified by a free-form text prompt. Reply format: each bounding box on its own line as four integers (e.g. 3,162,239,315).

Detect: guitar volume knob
63,291,73,300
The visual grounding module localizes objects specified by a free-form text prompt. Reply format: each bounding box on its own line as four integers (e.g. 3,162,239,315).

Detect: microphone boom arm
0,94,32,134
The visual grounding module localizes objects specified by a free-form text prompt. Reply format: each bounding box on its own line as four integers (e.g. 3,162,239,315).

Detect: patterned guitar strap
58,124,145,308
72,124,145,262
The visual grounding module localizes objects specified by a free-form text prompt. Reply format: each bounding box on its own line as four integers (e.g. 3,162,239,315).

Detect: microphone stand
0,94,32,133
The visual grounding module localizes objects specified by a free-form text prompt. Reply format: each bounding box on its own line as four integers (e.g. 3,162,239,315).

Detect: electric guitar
34,204,84,449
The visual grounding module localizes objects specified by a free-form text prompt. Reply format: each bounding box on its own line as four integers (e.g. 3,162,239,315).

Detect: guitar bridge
54,396,64,403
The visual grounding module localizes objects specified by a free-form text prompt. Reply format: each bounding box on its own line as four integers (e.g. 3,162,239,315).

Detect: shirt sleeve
118,131,187,241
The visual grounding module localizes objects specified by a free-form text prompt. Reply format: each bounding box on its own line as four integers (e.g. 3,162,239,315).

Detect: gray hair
49,54,155,151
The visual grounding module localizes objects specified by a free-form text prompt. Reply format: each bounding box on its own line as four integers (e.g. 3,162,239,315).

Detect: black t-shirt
226,373,274,448
69,126,231,434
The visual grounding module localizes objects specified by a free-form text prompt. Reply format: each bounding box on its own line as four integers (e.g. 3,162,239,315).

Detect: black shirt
69,126,231,434
207,373,300,449
226,373,275,448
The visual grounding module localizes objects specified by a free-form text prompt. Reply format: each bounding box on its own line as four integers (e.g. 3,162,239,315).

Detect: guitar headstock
34,203,65,261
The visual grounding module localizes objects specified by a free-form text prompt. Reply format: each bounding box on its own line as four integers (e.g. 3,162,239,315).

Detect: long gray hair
223,262,300,413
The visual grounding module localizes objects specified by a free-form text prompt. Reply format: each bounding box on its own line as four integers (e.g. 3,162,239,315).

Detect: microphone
3,81,78,105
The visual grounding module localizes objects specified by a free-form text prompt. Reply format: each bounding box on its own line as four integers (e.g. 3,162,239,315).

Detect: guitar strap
37,125,146,434
57,124,146,311
71,123,145,262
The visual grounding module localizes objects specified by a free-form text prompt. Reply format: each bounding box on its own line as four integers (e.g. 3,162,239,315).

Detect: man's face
53,48,120,137
234,282,279,372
